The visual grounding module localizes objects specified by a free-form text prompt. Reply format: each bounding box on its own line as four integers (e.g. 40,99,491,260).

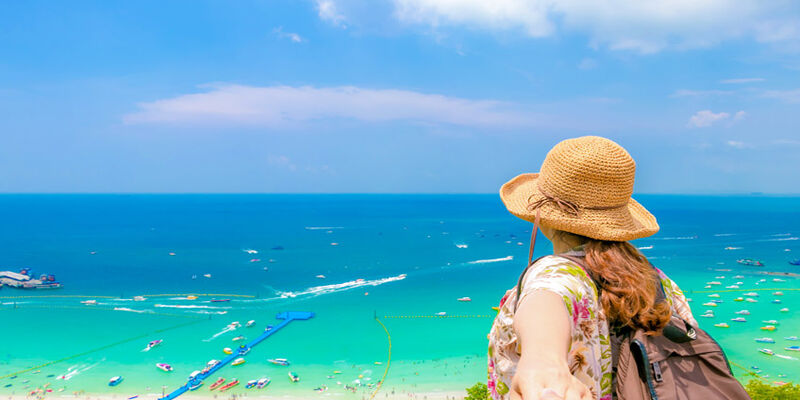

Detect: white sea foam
761,237,799,242
771,233,793,237
277,274,407,298
113,307,153,314
154,304,229,309
57,360,102,380
467,256,513,264
714,233,736,237
305,226,344,230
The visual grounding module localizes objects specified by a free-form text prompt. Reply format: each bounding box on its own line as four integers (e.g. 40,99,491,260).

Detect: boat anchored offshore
143,339,163,352
289,372,300,382
219,380,239,391
759,348,775,356
208,378,226,391
245,380,258,389
785,346,800,352
755,338,775,343
738,259,765,266
256,378,270,389
268,358,289,366
156,363,173,372
246,320,255,327
109,376,123,386
232,358,246,366
714,323,729,328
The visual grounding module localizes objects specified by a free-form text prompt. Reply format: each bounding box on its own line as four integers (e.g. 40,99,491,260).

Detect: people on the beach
488,136,697,400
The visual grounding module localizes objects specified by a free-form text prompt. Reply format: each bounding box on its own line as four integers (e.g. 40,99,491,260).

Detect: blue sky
1,0,799,193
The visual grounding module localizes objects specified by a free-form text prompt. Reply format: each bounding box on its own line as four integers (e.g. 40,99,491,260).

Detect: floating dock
158,311,314,400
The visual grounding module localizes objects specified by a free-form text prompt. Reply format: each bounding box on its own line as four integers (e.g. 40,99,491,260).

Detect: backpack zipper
631,339,659,400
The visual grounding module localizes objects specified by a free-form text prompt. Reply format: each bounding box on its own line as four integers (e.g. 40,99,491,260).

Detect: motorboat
186,295,198,300
763,320,780,325
189,382,203,391
156,363,172,372
219,380,240,391
209,378,226,390
108,376,123,386
786,336,799,341
755,338,775,343
457,297,472,302
232,358,246,366
708,294,720,298
714,323,729,328
246,320,255,327
233,336,245,342
759,348,775,355
211,299,230,303
738,259,764,266
143,339,162,352
256,378,270,389
268,358,289,366
288,371,300,382
702,302,717,307
188,370,201,380
773,299,783,304
133,296,146,301
735,310,750,315
731,317,746,322
746,298,758,303
744,292,759,297
733,297,744,302
761,325,777,331
223,348,233,355
245,380,258,389
785,346,800,352
781,308,790,312
238,346,250,355
81,300,97,305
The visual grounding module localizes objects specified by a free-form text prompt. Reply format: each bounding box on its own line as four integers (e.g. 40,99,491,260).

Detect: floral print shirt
487,255,696,400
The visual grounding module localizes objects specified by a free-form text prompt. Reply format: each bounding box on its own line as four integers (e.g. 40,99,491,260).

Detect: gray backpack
516,251,751,400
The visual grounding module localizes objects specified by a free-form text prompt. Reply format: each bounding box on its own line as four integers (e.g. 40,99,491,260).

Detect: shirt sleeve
658,272,698,327
516,256,598,336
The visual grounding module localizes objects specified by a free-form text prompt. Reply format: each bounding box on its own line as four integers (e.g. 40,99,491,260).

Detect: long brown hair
558,231,672,335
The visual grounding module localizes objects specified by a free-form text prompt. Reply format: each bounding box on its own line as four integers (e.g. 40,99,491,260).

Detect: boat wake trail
276,274,407,299
154,304,229,309
760,237,799,242
305,226,344,230
113,307,154,314
57,360,103,380
467,256,513,264
203,323,239,342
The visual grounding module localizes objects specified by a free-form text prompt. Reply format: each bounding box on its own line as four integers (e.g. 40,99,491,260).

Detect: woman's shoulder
521,255,598,296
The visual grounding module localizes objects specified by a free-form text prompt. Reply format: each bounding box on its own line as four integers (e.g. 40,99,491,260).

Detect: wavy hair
556,230,672,335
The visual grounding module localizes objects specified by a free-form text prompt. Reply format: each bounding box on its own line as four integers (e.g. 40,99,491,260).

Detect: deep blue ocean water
0,194,798,396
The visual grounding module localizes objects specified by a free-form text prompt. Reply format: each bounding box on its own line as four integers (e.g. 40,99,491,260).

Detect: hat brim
500,173,659,241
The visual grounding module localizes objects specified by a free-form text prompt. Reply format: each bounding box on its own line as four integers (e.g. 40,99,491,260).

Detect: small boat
724,246,741,250
735,310,750,315
108,376,123,386
774,291,785,296
219,380,240,391
316,275,326,279
245,380,258,389
714,323,729,328
256,378,270,389
81,300,97,305
156,363,173,372
773,279,786,282
781,308,790,312
232,336,245,341
457,297,472,302
289,371,300,382
314,385,328,392
761,325,777,331
264,325,274,332
702,302,718,307
210,299,230,303
789,260,800,266
143,339,162,352
238,346,250,355
708,294,720,298
223,347,233,355
209,378,226,390
772,299,783,304
706,281,722,285
759,348,775,355
700,313,714,318
734,297,744,302
738,259,764,266
785,346,800,351
744,292,759,297
763,320,780,325
746,298,758,303
725,285,740,289
246,320,255,327
268,358,289,366
436,311,447,316
786,336,799,341
189,382,203,391
169,252,176,256
203,274,212,278
133,296,146,301
755,338,775,343
250,258,260,262
188,370,201,380
245,249,259,254
734,275,745,278
232,358,246,366
186,295,198,300
731,317,747,322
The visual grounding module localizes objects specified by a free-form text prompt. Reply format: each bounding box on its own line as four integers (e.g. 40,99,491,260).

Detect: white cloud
733,110,747,121
577,58,597,70
268,155,297,171
273,27,305,43
123,84,537,128
688,110,730,128
316,0,347,28
671,89,735,97
762,88,800,102
720,77,765,84
726,140,749,149
392,0,800,53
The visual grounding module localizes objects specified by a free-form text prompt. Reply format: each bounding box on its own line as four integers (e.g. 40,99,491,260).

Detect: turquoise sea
1,194,799,397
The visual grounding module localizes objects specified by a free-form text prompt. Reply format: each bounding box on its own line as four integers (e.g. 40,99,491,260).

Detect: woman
487,136,696,400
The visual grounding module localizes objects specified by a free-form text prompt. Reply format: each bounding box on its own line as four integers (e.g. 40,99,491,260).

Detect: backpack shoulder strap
514,255,548,310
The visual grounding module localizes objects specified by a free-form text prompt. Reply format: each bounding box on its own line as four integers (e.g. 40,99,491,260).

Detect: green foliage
745,380,800,400
465,382,488,400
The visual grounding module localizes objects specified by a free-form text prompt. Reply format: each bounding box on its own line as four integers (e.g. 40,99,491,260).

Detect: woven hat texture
500,136,658,241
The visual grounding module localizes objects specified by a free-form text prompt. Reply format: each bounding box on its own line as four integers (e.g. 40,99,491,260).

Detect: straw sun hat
500,136,659,244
